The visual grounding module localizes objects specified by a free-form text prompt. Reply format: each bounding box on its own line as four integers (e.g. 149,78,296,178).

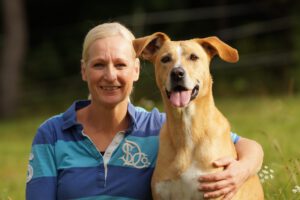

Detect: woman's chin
93,96,128,108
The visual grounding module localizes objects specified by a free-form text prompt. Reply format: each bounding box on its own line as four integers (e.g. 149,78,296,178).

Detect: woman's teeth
101,86,120,91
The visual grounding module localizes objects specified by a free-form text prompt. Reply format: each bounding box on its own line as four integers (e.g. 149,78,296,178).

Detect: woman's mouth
100,86,121,91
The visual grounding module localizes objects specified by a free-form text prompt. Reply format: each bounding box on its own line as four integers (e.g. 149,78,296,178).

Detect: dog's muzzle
166,67,199,107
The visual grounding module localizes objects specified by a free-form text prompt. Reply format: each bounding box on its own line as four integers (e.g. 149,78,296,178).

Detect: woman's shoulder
34,100,85,143
33,114,64,145
32,101,90,145
131,105,166,129
38,114,64,131
135,105,164,117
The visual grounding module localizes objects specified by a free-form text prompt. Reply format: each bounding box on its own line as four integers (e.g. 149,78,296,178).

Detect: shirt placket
81,130,125,187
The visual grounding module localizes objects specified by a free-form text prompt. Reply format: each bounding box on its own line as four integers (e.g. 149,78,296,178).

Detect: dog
133,32,264,199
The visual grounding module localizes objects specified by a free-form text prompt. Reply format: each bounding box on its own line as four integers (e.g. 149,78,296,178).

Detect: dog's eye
190,54,199,61
161,55,171,63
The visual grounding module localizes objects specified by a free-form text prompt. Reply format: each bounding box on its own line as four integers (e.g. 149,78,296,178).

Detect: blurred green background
0,0,299,199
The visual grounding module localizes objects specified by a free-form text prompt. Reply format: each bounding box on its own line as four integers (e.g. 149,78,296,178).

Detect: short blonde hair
82,22,135,62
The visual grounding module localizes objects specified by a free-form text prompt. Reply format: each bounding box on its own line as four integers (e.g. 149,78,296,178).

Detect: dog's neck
163,91,216,146
162,90,234,172
162,91,225,171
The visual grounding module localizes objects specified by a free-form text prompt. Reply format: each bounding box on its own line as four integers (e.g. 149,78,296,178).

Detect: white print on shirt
120,139,150,169
27,153,34,183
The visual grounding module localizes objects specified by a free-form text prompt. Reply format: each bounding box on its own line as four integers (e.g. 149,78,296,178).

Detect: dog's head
133,32,239,108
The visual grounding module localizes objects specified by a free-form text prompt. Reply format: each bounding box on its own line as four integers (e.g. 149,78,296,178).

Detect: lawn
216,96,300,200
0,96,299,199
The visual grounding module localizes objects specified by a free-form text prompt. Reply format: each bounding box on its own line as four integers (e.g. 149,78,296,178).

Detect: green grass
1,96,300,199
216,96,300,200
0,116,47,200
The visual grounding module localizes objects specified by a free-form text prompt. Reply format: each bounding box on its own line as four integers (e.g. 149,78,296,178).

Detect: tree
0,0,28,118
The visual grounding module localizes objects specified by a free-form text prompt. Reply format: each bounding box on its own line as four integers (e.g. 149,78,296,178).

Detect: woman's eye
93,63,104,68
116,63,126,68
161,55,171,63
190,54,199,61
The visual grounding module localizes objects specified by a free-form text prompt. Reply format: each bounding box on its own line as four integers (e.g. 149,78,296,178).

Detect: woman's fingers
202,185,235,199
199,179,231,191
199,170,232,182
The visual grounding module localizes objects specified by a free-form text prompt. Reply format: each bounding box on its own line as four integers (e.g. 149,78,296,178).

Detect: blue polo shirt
26,100,239,200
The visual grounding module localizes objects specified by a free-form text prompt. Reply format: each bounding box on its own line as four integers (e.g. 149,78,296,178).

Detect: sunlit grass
0,117,44,200
217,96,300,199
1,96,299,199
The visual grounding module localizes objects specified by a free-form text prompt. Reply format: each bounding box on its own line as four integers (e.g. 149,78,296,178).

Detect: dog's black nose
171,67,185,82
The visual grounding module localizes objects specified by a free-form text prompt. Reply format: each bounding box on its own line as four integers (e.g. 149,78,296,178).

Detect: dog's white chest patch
155,163,205,199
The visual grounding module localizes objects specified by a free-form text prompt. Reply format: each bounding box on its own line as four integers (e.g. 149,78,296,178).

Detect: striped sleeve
230,132,240,144
26,121,57,200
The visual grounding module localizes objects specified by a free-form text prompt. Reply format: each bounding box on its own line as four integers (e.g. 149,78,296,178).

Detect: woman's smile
100,85,122,91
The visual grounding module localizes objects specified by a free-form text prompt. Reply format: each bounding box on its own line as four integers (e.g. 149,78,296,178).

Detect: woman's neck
77,100,130,136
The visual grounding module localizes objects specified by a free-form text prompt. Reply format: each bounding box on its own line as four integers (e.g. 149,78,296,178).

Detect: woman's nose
104,64,117,81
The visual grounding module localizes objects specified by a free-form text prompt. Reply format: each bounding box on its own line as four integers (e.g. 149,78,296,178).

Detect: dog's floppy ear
133,32,170,61
196,37,239,63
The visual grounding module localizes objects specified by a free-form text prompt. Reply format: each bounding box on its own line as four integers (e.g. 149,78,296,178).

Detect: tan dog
133,33,264,199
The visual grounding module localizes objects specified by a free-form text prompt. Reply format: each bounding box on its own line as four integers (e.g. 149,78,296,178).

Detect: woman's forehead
88,36,135,60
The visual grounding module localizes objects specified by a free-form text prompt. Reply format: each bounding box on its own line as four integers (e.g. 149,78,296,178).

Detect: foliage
21,0,300,102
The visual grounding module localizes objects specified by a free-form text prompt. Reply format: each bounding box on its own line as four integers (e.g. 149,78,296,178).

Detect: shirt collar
62,100,137,131
62,100,90,130
127,102,138,130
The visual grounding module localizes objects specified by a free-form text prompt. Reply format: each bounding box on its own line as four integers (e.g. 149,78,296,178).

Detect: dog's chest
154,163,206,199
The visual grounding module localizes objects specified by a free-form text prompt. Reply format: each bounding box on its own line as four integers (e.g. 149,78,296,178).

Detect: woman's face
81,36,139,107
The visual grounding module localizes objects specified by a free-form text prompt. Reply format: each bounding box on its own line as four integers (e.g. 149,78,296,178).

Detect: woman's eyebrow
113,57,130,63
90,57,106,63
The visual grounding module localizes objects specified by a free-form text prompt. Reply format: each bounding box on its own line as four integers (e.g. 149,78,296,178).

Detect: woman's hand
198,137,264,200
198,157,249,200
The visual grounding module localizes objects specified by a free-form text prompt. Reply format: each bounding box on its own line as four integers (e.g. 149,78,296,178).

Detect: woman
26,22,263,200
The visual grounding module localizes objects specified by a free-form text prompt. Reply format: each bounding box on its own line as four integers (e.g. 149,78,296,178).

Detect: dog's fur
133,32,264,200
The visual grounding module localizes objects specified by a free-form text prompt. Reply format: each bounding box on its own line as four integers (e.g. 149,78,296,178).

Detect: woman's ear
133,58,140,82
81,59,87,81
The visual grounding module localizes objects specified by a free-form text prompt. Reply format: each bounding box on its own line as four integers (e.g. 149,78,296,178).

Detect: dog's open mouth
166,84,199,107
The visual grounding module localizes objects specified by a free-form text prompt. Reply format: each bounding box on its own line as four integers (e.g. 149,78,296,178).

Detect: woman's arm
26,123,57,200
198,137,264,200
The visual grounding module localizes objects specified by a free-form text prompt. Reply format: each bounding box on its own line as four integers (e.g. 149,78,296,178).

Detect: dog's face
133,32,239,108
152,40,209,107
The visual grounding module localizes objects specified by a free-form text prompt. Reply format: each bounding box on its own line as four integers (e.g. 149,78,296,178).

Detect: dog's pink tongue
169,90,192,107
